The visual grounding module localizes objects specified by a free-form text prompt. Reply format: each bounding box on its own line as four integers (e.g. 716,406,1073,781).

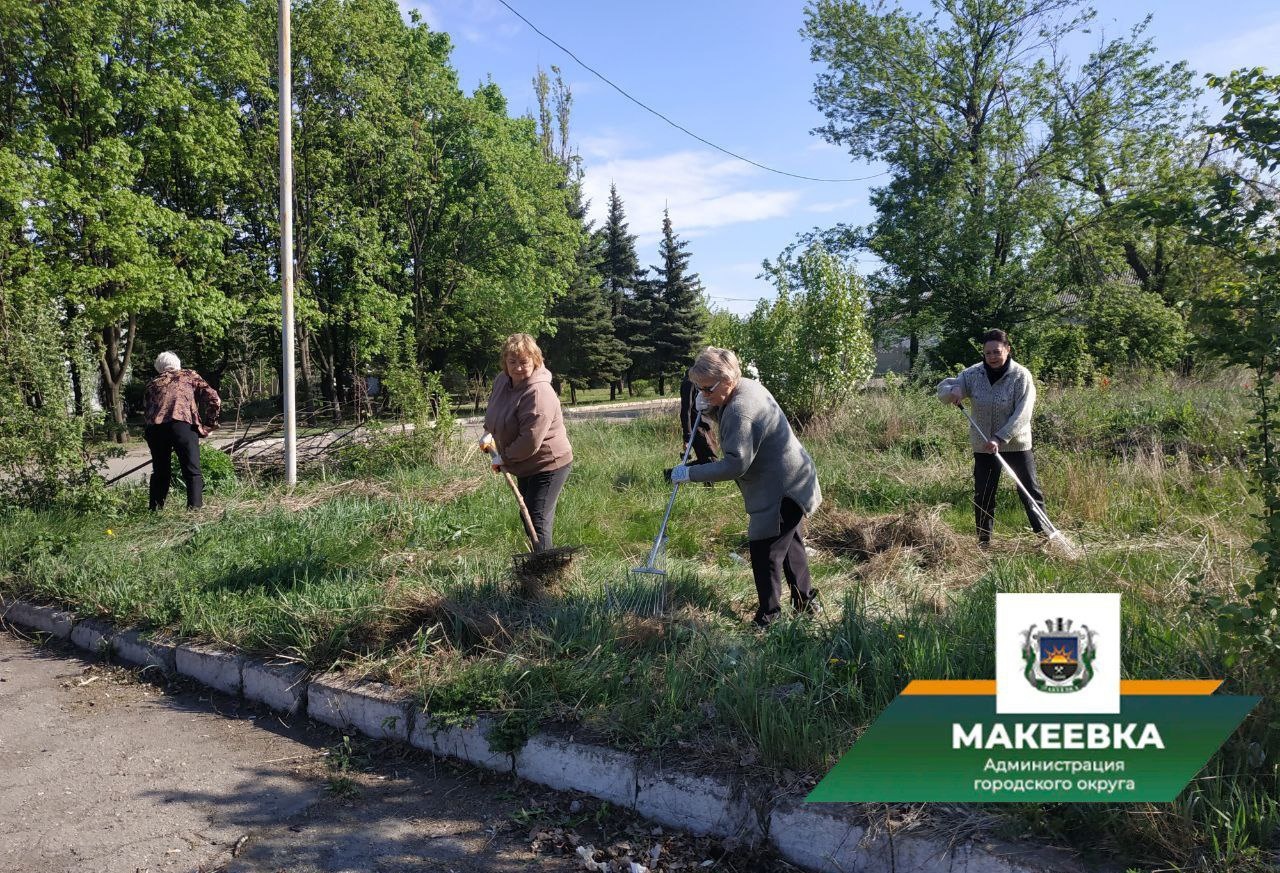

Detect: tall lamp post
279,0,296,485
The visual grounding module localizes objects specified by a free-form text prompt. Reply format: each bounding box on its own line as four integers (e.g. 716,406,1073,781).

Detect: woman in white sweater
938,329,1048,548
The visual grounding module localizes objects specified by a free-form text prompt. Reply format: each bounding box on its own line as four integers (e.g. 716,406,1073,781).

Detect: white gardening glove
936,378,964,406
695,392,712,414
670,464,691,484
488,451,504,472
479,432,496,452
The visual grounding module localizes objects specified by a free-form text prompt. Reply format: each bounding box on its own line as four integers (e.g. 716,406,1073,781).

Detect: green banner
808,694,1258,803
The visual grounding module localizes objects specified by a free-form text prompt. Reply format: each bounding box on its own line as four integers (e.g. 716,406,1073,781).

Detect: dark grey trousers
973,450,1046,540
748,497,814,622
516,463,572,552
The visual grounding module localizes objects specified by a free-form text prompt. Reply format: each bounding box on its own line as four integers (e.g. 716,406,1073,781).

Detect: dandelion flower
897,633,905,639
106,529,115,537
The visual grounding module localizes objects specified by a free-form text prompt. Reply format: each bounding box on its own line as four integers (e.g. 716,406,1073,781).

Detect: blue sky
399,1,1279,315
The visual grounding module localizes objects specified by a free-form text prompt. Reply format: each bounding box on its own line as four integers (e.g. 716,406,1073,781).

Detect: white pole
279,0,296,486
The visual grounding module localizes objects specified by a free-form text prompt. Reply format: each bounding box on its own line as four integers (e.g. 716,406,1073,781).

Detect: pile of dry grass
809,505,961,568
612,614,666,649
356,583,511,652
512,546,581,600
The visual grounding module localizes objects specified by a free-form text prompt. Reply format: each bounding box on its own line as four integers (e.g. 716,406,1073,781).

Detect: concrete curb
307,672,412,741
69,619,115,657
243,659,309,716
410,714,513,773
176,643,244,696
636,767,764,842
4,601,75,639
514,735,637,807
0,598,1085,873
112,629,178,673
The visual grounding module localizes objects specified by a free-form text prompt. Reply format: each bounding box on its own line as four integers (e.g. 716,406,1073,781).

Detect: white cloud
398,0,521,44
806,196,864,214
582,150,801,242
403,1,440,29
1187,19,1280,76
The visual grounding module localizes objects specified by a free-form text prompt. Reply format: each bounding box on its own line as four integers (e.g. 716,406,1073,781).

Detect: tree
1141,69,1280,680
644,209,706,394
18,0,256,439
533,67,628,402
802,0,1203,370
598,184,648,398
744,244,874,420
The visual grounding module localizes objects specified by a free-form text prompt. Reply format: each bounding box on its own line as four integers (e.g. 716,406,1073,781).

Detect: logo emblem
1021,618,1097,693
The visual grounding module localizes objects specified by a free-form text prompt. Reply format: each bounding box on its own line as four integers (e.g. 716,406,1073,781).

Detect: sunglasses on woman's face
698,381,721,394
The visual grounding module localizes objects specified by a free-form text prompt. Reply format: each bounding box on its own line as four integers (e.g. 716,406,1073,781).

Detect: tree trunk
97,315,136,443
299,324,315,419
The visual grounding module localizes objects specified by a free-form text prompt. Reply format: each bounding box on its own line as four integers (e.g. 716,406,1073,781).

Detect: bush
171,445,237,492
746,244,875,420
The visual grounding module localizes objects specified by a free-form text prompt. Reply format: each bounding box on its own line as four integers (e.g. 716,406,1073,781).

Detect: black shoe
977,538,991,551
751,610,781,629
792,588,822,615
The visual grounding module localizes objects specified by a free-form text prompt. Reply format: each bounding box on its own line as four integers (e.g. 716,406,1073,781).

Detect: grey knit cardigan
938,360,1037,452
687,378,822,539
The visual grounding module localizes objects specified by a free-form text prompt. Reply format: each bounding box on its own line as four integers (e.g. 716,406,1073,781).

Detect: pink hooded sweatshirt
482,365,573,478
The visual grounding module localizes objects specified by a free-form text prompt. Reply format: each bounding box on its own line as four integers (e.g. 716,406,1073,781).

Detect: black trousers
144,421,203,510
686,427,716,465
748,497,814,621
973,450,1046,541
516,463,571,552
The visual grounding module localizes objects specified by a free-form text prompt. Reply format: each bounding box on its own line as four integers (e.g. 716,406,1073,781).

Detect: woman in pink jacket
481,334,574,552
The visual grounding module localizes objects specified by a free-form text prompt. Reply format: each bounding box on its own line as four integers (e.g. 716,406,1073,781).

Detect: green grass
1,373,1276,871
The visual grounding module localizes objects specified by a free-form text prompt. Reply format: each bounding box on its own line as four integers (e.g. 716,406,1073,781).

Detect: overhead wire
492,0,888,184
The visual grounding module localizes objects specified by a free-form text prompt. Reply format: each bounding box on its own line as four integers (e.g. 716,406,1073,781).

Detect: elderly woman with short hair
481,333,574,552
672,347,822,627
143,352,221,511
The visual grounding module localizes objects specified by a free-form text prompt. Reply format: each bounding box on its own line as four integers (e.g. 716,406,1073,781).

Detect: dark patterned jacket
144,370,221,436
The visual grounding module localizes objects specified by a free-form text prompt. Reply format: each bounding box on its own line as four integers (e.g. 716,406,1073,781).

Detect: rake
956,404,1083,561
624,408,706,613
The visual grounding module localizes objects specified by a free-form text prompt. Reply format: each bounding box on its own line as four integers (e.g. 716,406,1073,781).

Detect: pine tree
598,184,649,398
646,209,706,394
543,188,629,402
534,68,627,402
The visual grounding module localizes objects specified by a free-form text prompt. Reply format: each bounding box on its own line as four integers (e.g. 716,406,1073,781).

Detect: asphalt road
0,630,791,873
102,398,678,486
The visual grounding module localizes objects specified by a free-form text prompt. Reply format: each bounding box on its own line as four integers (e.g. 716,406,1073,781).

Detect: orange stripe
900,679,1222,696
901,680,995,695
1121,679,1221,695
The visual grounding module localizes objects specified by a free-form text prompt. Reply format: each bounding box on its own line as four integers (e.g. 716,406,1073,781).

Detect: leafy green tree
644,209,706,394
284,2,579,414
1146,69,1280,680
17,0,256,439
803,1,1203,370
745,244,874,420
704,307,746,352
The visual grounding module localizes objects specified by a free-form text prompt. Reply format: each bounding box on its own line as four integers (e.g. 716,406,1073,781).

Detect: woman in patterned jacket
143,351,221,511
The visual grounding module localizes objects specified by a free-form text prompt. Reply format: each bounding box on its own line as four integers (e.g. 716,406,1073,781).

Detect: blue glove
670,464,691,484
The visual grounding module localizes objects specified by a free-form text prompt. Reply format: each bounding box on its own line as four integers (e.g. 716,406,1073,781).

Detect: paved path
0,630,787,873
103,398,678,486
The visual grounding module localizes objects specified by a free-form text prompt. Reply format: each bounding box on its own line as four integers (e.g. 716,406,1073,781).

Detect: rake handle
489,449,539,549
642,408,704,568
956,404,1060,537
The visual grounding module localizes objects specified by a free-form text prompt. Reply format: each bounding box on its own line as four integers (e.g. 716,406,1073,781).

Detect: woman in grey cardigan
671,347,822,627
938,329,1048,548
